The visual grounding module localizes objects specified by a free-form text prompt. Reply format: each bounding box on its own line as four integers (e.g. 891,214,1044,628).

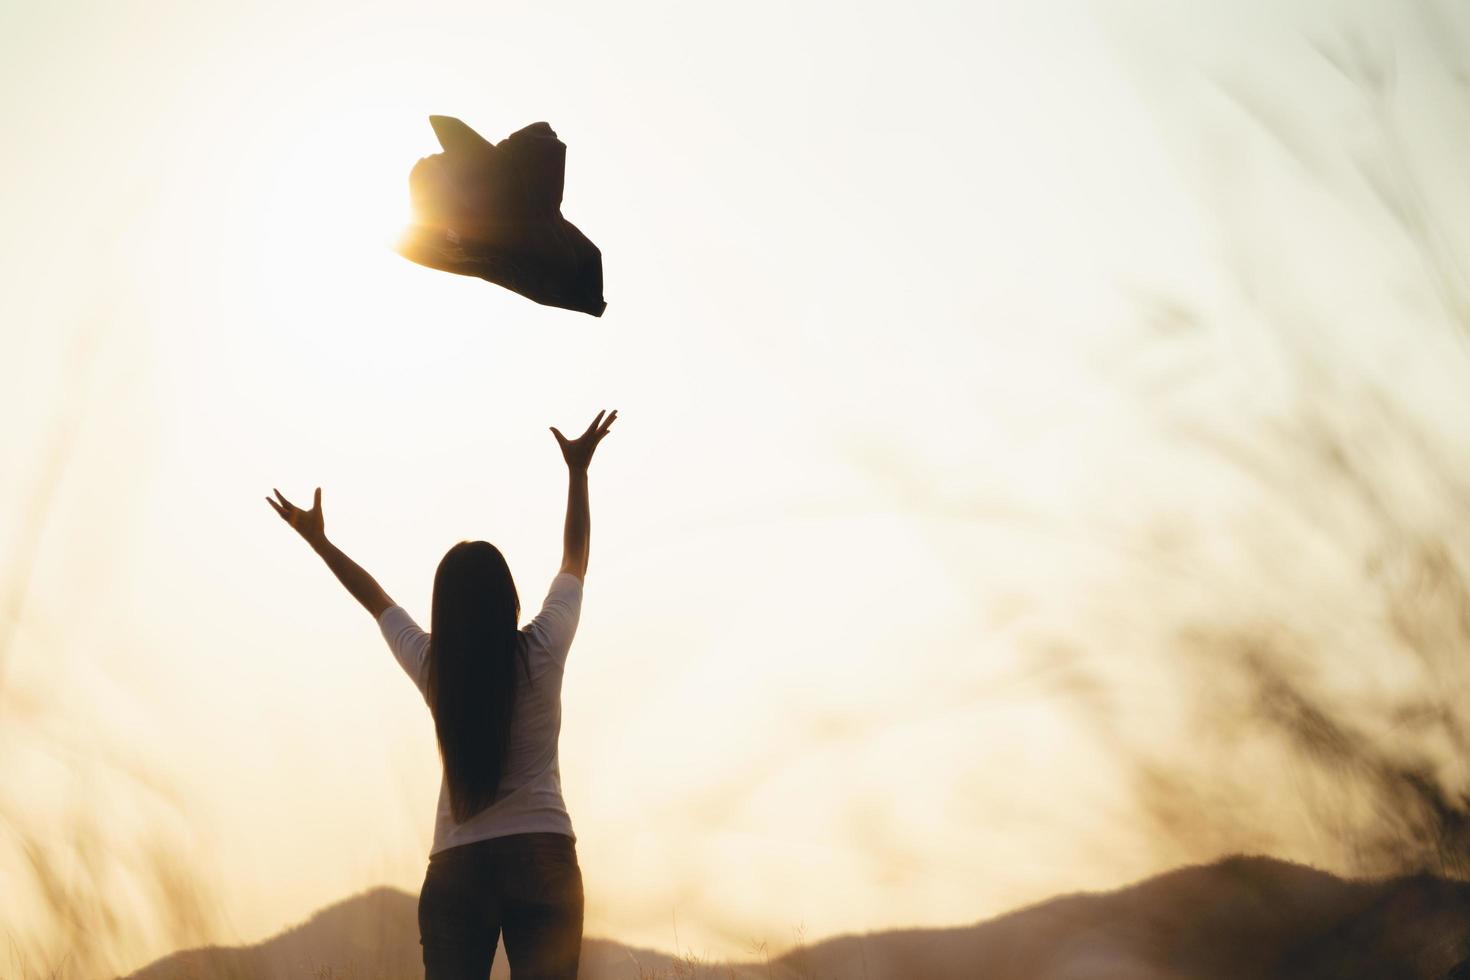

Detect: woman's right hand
551,410,617,472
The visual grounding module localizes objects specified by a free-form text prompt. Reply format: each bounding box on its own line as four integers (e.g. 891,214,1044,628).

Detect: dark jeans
419,832,584,979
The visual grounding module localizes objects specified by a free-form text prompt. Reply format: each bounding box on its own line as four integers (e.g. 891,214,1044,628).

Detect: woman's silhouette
268,409,617,979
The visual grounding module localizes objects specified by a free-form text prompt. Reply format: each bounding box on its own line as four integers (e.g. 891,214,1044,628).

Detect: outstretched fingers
552,412,618,464
268,486,323,525
268,486,303,526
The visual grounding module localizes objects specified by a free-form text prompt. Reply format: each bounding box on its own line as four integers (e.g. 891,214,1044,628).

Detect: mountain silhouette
121,855,1470,979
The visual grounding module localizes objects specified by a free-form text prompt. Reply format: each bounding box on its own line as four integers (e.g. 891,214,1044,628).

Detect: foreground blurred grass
1093,12,1470,881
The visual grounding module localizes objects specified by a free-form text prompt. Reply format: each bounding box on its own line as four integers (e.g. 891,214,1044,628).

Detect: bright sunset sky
4,0,1469,973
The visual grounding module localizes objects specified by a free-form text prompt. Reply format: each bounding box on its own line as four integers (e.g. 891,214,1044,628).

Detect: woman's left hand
267,487,326,548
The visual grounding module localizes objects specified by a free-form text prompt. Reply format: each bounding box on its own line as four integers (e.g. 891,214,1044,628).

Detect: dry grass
1052,4,1470,883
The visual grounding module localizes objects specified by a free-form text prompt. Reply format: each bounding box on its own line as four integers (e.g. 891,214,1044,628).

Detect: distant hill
116,887,694,980
122,855,1470,979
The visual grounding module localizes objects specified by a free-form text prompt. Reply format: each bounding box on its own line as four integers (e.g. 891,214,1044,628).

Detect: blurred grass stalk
1100,9,1470,883
0,194,220,980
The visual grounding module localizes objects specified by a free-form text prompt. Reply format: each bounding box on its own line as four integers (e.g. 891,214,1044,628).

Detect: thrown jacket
397,116,606,317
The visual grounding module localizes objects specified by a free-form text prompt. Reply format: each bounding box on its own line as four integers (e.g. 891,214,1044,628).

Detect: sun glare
261,114,412,261
224,100,435,339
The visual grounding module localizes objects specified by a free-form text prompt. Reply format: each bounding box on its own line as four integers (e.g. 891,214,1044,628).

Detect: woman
267,409,617,979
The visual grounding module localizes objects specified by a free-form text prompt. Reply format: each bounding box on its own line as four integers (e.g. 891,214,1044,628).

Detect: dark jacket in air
397,116,606,317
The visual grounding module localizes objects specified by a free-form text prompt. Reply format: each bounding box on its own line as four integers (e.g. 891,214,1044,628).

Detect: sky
4,0,1470,974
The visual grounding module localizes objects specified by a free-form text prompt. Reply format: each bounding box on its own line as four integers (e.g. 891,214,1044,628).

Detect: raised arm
266,487,394,619
550,410,617,581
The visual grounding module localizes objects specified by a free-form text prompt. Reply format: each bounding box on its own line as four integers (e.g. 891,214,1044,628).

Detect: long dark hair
427,540,523,823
